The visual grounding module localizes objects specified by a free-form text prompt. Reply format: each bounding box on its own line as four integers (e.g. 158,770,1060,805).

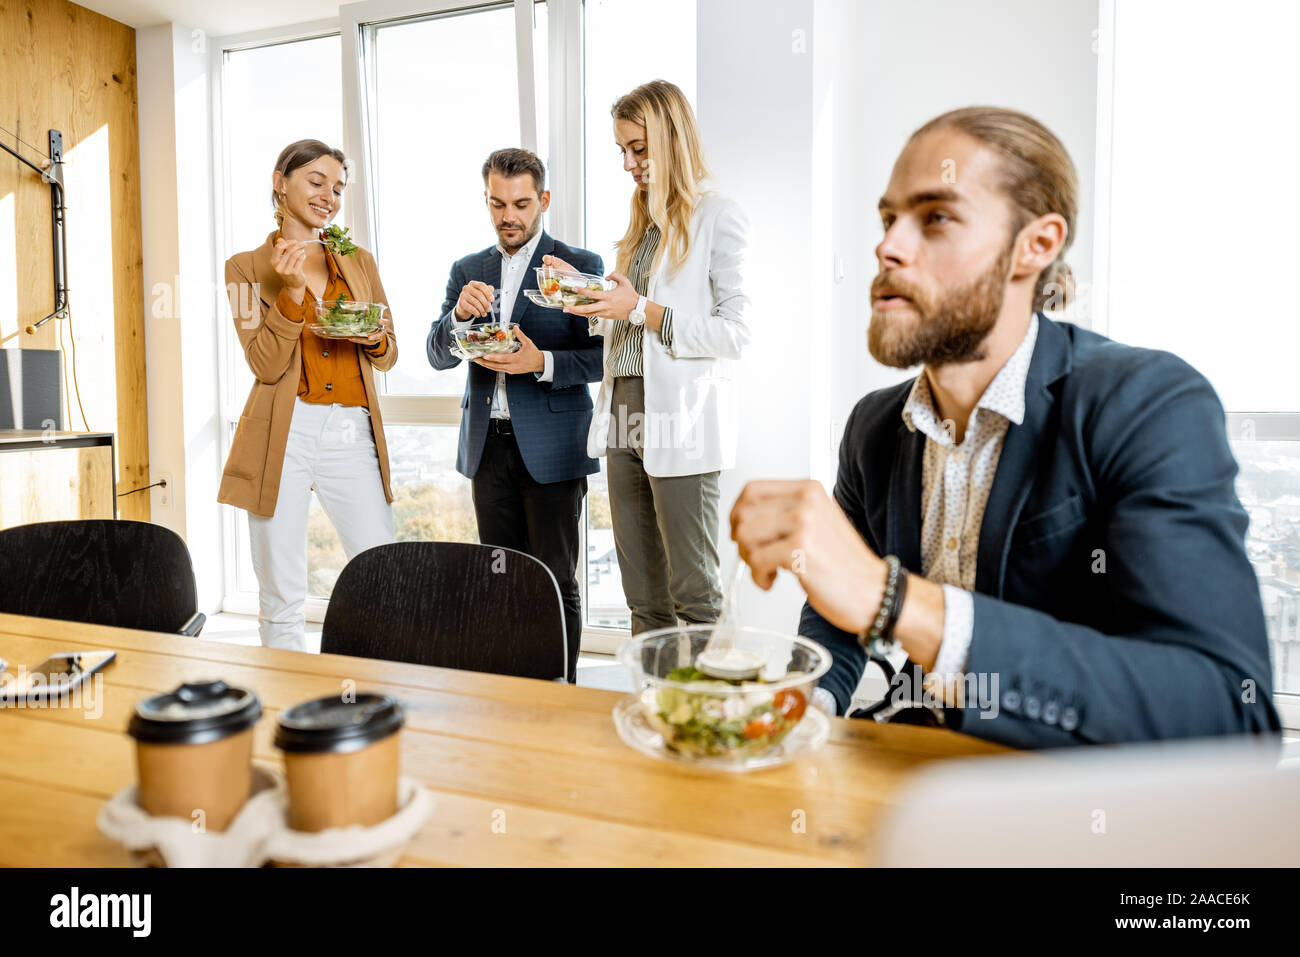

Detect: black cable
0,136,48,177
0,123,50,162
116,479,166,498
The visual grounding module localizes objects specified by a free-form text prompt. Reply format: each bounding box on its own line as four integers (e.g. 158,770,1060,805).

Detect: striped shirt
599,224,675,377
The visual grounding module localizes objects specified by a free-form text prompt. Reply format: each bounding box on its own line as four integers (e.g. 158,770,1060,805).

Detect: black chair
0,520,205,635
321,542,568,681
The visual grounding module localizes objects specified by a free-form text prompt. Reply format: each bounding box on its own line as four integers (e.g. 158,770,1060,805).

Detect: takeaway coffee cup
127,680,262,832
274,693,404,832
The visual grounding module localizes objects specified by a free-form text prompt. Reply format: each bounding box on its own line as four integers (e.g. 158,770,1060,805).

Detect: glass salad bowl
310,298,386,338
614,625,833,771
451,320,522,359
534,266,611,306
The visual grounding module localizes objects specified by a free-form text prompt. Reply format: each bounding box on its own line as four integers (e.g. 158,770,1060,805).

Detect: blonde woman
553,80,751,634
219,139,398,651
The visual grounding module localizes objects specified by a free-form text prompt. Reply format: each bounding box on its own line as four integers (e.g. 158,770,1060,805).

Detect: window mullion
546,0,584,244
514,0,538,152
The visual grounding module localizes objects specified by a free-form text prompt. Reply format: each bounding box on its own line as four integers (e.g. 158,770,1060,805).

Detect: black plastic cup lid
128,680,262,746
274,693,404,755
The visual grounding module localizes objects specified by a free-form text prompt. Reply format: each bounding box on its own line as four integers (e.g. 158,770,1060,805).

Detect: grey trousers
606,376,723,634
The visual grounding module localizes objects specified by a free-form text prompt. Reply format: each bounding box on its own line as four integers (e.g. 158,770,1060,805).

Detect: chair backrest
321,541,567,681
0,520,200,632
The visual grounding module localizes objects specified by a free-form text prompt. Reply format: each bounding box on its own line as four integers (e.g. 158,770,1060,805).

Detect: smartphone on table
0,650,116,701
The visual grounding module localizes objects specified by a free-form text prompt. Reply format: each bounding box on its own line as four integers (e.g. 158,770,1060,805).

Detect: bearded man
729,107,1280,748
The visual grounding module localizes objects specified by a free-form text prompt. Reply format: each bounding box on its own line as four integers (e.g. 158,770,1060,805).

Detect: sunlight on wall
0,192,15,343
63,123,117,434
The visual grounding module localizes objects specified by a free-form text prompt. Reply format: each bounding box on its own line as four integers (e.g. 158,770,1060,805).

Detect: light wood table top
0,612,1012,867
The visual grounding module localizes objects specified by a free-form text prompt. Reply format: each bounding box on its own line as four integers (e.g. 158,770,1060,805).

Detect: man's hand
454,280,496,320
475,326,544,375
730,479,887,636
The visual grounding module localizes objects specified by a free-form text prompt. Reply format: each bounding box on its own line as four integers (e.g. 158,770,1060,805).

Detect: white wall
817,0,1100,430
137,24,224,612
697,0,824,628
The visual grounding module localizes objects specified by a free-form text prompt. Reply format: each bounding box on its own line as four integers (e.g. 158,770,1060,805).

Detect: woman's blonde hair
909,107,1078,311
612,80,709,277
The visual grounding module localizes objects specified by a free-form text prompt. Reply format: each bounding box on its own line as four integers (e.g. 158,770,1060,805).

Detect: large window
367,3,549,397
214,0,682,638
217,33,345,606
1100,0,1300,705
579,0,696,631
1228,423,1300,697
582,0,695,277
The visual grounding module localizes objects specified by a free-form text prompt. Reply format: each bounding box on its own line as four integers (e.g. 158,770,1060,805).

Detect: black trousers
472,423,586,683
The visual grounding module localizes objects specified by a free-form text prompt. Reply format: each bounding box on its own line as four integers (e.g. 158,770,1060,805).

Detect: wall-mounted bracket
0,129,69,334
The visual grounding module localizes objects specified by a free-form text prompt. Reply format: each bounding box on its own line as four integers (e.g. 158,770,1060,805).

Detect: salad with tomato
537,272,608,306
642,666,809,758
452,321,521,358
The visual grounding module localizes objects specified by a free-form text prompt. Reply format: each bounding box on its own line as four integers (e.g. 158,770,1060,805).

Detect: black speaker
0,349,63,430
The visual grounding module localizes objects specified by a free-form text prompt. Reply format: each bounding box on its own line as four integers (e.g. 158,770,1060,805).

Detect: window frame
211,0,632,646
211,20,346,622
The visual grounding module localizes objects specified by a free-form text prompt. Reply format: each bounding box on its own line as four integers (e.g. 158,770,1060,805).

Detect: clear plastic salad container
310,298,386,338
617,625,832,763
534,266,611,306
451,320,522,358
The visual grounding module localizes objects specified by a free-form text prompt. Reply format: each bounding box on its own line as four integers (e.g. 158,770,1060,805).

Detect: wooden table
0,612,1011,867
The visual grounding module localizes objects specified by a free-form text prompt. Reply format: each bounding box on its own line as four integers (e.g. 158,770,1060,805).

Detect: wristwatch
628,295,647,326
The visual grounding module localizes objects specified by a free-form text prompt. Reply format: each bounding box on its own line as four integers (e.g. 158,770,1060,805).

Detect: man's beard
867,242,1012,369
498,215,541,254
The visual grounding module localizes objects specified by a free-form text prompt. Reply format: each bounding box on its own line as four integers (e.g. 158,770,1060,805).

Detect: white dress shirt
454,228,552,418
901,313,1040,678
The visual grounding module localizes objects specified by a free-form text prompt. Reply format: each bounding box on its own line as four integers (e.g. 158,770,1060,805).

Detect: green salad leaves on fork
321,224,358,257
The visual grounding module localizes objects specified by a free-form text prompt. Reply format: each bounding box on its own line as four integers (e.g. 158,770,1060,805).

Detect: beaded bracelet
859,554,909,659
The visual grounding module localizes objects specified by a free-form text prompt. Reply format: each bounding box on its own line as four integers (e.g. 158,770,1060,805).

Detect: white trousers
247,398,395,651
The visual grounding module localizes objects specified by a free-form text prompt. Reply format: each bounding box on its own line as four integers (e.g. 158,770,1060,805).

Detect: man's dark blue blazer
427,233,604,484
802,313,1282,749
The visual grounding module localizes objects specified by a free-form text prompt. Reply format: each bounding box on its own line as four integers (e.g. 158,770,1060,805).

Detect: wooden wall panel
0,445,114,528
0,0,148,521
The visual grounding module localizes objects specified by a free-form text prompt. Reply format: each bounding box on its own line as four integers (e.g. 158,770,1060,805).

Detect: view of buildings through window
1231,437,1300,695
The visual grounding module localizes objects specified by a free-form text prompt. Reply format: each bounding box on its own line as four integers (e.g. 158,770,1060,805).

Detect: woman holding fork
547,80,752,634
218,138,398,652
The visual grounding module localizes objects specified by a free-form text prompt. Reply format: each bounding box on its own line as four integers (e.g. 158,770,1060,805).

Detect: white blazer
586,191,751,477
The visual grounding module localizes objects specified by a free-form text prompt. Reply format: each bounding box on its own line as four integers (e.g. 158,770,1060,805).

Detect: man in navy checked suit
427,149,604,683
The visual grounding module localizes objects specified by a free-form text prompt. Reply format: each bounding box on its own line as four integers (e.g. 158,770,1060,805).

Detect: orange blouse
272,243,388,407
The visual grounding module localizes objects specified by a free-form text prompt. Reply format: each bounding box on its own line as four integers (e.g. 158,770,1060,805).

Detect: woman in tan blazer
219,139,398,651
